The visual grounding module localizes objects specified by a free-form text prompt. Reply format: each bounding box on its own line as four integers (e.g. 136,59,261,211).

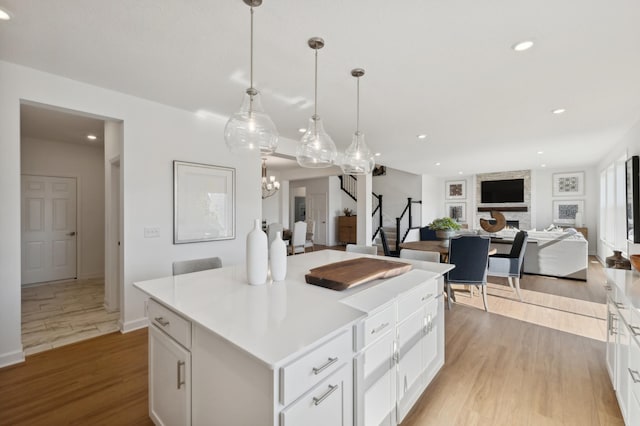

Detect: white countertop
606,268,640,311
134,250,453,368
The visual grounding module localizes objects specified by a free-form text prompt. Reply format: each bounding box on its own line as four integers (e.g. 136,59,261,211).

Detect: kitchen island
134,250,453,426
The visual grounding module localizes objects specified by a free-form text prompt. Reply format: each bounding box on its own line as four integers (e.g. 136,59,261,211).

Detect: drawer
148,299,192,349
397,280,437,323
280,329,352,407
362,304,395,348
281,363,351,426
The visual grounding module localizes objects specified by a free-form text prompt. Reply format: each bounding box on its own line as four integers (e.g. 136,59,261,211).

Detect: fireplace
487,219,520,229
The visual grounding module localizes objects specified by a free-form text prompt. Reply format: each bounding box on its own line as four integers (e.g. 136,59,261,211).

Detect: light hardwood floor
0,258,622,425
22,278,119,355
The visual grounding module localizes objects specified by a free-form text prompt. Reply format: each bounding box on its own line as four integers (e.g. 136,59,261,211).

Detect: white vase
270,231,287,281
246,219,268,285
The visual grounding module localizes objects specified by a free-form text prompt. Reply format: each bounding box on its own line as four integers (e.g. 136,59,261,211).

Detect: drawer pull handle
629,368,640,384
630,325,640,336
615,302,625,309
312,357,338,375
604,285,612,291
154,317,170,327
371,322,390,335
421,293,434,301
313,384,339,406
177,360,185,389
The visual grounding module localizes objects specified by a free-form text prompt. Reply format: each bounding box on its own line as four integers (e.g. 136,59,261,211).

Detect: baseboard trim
120,317,148,333
0,349,25,368
77,273,105,280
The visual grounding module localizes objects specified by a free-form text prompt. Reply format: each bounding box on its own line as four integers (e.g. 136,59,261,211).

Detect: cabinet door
422,298,439,374
149,325,191,426
617,313,630,421
355,331,396,426
607,300,617,388
281,363,352,426
397,308,424,422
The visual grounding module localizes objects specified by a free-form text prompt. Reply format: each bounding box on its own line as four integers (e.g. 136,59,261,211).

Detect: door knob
67,231,76,236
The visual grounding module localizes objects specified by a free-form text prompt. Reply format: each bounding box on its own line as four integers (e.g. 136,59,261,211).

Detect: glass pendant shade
296,115,337,168
340,131,375,175
225,89,278,156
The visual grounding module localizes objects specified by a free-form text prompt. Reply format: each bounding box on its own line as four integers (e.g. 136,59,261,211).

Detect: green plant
428,217,461,231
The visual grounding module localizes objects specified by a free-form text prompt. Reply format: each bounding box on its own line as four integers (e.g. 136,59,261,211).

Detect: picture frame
552,200,584,225
446,202,466,223
626,156,640,243
445,180,466,200
173,160,235,244
553,172,585,197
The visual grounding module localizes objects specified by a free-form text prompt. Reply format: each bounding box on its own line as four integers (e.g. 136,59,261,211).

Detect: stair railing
338,174,384,241
394,197,422,252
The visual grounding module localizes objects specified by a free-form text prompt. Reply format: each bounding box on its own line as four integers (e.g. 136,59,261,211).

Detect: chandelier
261,158,280,199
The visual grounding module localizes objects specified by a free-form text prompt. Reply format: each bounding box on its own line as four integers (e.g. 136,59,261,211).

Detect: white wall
421,174,444,225
21,137,105,279
0,60,261,366
532,166,599,255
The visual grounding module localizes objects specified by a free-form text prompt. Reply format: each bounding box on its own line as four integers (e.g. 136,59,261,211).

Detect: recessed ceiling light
374,152,381,157
298,128,306,133
435,162,441,166
417,134,427,140
458,171,463,175
0,8,11,20
512,40,534,52
552,108,566,115
541,164,547,168
537,151,544,154
87,134,97,140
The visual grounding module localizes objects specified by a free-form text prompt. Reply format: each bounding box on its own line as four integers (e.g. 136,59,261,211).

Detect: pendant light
296,37,337,168
224,0,278,156
340,68,375,175
261,158,280,199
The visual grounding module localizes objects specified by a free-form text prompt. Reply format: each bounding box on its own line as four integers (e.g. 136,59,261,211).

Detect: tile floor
21,278,120,355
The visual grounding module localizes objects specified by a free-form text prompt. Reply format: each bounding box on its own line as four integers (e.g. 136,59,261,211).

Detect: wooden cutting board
305,257,412,291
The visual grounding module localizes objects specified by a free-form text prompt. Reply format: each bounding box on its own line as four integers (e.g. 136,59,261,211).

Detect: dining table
399,240,497,262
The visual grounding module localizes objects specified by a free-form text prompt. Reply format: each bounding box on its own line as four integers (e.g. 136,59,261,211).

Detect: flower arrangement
343,208,353,217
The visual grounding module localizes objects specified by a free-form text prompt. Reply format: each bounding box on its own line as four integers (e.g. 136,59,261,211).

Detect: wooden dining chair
446,235,491,311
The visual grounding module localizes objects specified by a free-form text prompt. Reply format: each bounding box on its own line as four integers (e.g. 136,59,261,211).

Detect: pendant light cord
314,49,318,119
250,7,254,90
356,77,360,133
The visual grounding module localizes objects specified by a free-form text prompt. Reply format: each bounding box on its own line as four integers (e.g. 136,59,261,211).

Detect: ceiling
20,104,104,146
2,0,640,176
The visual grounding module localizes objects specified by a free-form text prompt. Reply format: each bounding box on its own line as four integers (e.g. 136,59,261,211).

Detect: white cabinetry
349,274,445,426
606,271,640,426
148,300,192,426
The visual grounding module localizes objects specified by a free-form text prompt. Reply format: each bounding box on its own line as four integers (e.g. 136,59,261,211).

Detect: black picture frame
626,155,640,243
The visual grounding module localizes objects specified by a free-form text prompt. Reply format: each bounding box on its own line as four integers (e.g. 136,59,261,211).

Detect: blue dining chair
446,235,491,311
419,226,439,241
487,231,528,301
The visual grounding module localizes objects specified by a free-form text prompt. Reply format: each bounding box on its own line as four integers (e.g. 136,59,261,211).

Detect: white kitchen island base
135,251,453,426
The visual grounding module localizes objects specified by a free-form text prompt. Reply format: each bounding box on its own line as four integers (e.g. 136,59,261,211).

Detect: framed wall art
446,202,466,223
173,161,235,244
553,172,585,197
552,199,584,225
445,180,466,200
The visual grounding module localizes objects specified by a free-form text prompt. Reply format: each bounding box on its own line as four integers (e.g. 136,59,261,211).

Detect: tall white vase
270,231,287,281
246,219,268,285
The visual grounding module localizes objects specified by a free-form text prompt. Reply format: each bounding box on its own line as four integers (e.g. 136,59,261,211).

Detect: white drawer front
397,280,436,323
363,304,395,348
281,363,351,426
148,299,192,349
280,329,352,407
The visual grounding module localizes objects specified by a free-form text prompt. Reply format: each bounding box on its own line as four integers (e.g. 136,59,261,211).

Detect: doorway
19,102,119,355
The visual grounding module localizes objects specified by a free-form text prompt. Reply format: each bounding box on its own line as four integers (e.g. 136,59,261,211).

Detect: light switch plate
144,227,160,238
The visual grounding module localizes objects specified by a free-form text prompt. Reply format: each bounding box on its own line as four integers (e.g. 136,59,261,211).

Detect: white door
308,193,328,246
21,175,77,285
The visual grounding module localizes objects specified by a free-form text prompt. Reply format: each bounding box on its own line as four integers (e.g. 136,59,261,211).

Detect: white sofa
489,229,588,280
